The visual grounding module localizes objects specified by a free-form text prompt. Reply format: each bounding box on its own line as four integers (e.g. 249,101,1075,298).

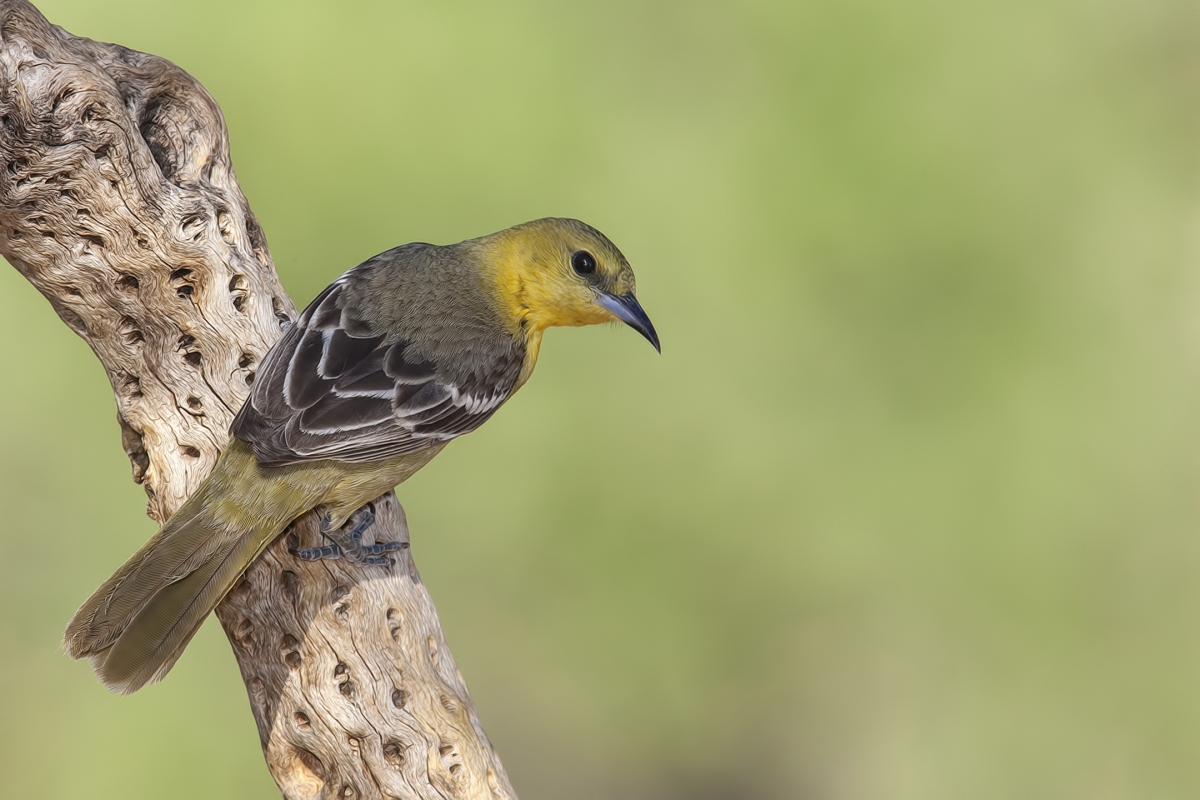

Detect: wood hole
294,747,325,780
383,742,404,766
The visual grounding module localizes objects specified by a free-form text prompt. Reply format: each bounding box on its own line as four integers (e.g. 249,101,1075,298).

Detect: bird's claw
292,507,405,566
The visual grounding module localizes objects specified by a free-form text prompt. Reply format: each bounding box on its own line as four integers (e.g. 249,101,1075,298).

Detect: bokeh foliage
2,0,1199,797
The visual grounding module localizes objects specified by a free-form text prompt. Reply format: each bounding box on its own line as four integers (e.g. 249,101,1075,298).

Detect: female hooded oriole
64,217,658,693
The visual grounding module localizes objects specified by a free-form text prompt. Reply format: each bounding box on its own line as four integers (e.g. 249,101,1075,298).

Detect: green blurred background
2,0,1199,797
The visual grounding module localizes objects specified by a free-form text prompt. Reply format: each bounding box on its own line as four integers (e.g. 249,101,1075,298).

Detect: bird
63,217,658,694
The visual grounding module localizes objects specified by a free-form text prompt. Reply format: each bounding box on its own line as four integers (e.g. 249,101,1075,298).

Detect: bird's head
482,217,659,351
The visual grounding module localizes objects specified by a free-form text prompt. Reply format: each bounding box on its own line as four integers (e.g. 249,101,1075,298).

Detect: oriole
64,217,658,693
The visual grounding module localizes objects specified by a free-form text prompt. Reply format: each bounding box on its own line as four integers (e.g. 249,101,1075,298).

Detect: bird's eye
571,250,597,275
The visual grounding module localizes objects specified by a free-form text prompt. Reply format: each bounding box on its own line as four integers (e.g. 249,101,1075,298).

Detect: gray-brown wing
231,276,522,467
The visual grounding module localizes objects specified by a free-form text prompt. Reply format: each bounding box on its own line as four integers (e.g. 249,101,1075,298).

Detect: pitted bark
0,3,514,798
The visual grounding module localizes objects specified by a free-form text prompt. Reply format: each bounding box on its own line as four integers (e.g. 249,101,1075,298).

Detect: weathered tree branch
0,3,514,798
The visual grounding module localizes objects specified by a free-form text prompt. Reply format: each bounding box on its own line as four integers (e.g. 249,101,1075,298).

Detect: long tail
63,439,319,694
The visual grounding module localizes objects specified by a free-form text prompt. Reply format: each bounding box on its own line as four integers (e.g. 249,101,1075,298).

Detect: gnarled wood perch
0,2,514,798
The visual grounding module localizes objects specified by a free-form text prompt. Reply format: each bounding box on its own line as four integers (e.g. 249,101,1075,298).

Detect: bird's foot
292,507,406,566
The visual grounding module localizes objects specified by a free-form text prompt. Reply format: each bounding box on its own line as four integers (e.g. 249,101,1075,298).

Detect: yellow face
483,217,659,350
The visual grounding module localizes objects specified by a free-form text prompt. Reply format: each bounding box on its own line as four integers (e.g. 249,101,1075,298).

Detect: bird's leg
292,506,406,566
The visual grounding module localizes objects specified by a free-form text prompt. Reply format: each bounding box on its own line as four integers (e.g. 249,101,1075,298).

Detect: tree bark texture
0,3,515,798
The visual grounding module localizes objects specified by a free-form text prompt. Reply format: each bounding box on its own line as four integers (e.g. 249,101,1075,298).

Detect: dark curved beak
595,291,661,353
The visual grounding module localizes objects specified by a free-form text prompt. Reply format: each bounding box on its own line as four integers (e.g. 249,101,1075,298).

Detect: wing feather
321,329,383,378
230,261,523,467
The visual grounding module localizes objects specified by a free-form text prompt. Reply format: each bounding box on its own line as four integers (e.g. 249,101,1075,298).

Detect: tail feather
63,494,219,659
87,524,276,693
63,439,318,694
